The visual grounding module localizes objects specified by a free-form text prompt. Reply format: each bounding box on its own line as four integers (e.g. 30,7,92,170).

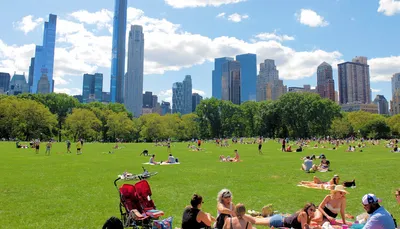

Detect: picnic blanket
142,162,181,166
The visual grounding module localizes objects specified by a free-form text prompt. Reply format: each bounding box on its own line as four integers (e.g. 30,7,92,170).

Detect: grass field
1,140,399,229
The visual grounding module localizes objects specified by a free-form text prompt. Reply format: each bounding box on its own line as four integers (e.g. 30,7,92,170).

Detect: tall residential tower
317,62,335,101
124,25,144,117
110,0,127,103
236,54,257,102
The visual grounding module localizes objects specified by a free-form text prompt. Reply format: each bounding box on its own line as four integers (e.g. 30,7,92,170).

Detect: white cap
362,194,382,205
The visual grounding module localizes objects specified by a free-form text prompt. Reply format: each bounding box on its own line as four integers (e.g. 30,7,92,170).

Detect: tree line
0,92,398,142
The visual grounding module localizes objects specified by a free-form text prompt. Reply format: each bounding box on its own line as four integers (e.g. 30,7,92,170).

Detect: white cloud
378,0,400,16
296,9,329,27
192,89,206,96
54,87,82,95
216,12,226,18
159,89,172,97
369,56,400,82
69,9,113,30
164,0,247,8
227,13,249,23
13,15,44,34
371,88,381,93
255,32,295,42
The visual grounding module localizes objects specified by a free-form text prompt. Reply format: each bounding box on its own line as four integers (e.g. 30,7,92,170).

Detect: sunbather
243,202,317,229
311,185,349,226
149,154,160,165
300,175,340,190
223,203,254,229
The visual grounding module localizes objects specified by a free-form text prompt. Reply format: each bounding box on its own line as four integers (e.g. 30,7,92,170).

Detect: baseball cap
362,194,382,205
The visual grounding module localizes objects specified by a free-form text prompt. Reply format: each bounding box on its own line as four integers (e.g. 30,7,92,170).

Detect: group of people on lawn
148,153,178,165
181,188,399,229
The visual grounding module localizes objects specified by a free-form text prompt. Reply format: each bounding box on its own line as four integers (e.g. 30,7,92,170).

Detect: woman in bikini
312,185,349,226
223,203,254,229
244,202,317,229
300,175,340,190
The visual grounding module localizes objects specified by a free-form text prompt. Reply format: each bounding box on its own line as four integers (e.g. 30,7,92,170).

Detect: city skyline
0,0,400,105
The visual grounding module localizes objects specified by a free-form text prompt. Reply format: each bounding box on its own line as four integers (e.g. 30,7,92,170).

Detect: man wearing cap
361,194,396,229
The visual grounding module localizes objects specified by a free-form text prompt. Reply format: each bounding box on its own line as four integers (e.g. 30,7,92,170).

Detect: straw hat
332,185,349,194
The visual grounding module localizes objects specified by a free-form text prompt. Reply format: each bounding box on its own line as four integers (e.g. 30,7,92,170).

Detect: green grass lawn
1,140,399,228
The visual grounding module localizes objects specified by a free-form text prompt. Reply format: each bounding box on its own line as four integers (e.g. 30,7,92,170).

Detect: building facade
31,14,57,94
110,0,127,103
391,73,400,115
28,57,35,91
192,93,203,112
9,73,29,95
373,95,389,115
222,61,241,105
37,73,50,94
172,82,184,114
236,53,257,102
183,75,192,114
82,73,103,103
124,25,144,117
317,62,335,101
143,91,153,108
341,103,378,114
392,73,400,98
212,57,234,99
161,101,171,115
257,59,286,101
338,56,371,105
0,72,10,94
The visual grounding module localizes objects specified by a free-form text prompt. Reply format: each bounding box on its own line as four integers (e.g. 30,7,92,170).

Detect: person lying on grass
243,202,317,229
219,150,241,162
300,175,340,189
311,185,350,226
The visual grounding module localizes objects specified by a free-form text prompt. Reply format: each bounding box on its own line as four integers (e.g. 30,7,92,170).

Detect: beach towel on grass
142,162,181,165
297,182,334,190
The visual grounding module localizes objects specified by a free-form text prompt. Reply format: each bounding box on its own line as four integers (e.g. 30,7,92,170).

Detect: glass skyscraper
31,14,57,94
0,72,11,94
110,0,127,103
212,57,234,99
236,53,257,102
82,73,103,103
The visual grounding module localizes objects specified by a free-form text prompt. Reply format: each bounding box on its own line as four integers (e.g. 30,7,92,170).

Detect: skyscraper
392,73,400,96
222,61,241,105
0,72,11,94
152,95,158,108
338,56,371,105
143,91,153,108
192,93,203,112
212,57,234,99
124,25,144,117
172,75,193,114
317,62,335,101
110,0,127,103
161,101,171,115
373,95,389,115
9,73,29,95
236,53,257,102
37,73,50,94
31,14,57,94
183,75,192,114
257,59,286,101
172,82,184,114
28,57,35,90
390,73,400,115
82,73,103,103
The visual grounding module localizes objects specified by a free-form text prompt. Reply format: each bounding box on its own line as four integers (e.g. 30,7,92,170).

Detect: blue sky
1,0,400,103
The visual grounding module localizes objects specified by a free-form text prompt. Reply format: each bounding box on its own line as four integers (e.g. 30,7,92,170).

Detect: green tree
195,98,222,138
362,119,391,139
387,114,400,136
65,108,102,141
106,112,134,141
181,113,200,140
240,101,260,137
139,113,163,141
330,115,352,139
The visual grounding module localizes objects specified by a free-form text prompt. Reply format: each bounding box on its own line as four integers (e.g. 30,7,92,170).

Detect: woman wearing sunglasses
215,189,236,229
182,194,216,229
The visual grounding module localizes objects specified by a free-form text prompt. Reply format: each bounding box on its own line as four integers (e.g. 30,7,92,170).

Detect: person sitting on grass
223,203,255,229
140,149,149,156
181,194,216,229
165,153,176,164
149,154,160,165
391,145,398,153
296,145,303,152
215,189,236,229
318,157,330,171
361,193,396,229
286,145,292,152
311,185,349,226
301,156,317,172
243,202,317,229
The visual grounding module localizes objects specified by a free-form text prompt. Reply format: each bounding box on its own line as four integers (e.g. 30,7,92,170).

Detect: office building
373,95,389,115
338,56,371,104
192,93,203,112
82,73,103,103
28,58,34,90
0,72,11,94
183,75,192,114
102,92,111,103
110,0,127,103
257,59,286,101
172,82,184,114
124,25,144,117
221,61,241,105
9,73,29,95
341,103,378,114
317,62,335,101
143,91,153,108
212,57,234,99
37,73,50,94
161,101,171,115
236,53,257,102
31,14,57,94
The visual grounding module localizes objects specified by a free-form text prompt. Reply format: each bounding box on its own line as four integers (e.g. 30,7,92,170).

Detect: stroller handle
113,177,121,187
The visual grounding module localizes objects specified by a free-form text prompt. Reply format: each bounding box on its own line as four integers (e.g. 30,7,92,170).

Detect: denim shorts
269,214,284,227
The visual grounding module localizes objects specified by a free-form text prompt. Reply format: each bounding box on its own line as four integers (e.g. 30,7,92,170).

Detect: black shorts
258,145,262,150
77,148,81,151
36,146,39,150
198,143,201,147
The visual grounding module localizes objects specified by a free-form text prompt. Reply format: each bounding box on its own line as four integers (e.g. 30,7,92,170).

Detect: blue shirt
363,206,395,229
304,159,313,171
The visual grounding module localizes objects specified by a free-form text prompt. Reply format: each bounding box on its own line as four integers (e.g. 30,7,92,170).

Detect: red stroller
114,177,164,228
